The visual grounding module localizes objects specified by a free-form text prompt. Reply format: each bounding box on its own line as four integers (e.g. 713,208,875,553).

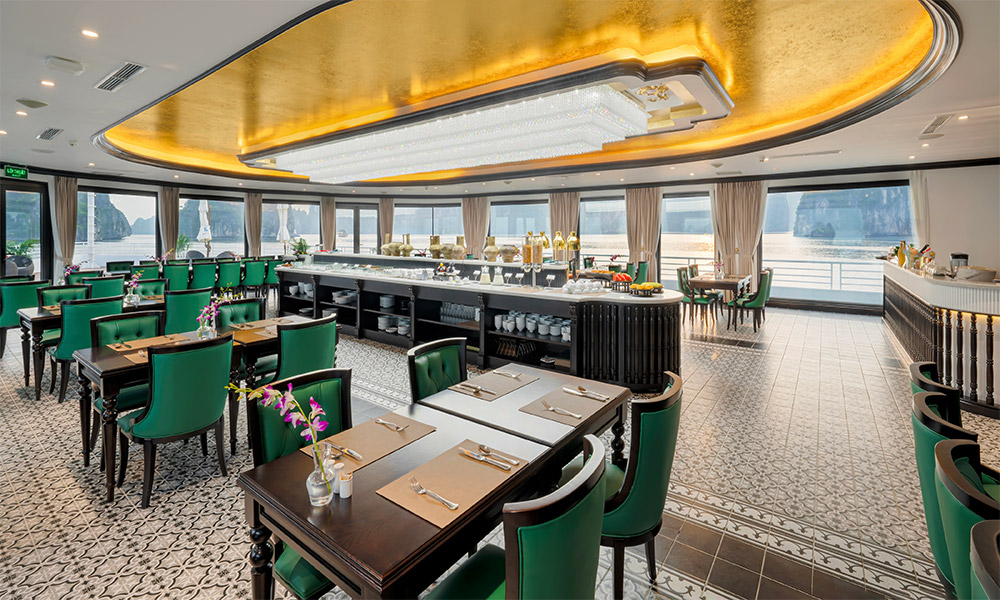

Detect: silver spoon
478,444,520,465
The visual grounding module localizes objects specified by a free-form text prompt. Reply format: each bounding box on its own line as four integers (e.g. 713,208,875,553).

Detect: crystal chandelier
270,85,649,184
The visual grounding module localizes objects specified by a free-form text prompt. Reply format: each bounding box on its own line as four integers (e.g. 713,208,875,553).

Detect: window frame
334,202,380,254
179,193,249,257
261,199,321,256
0,178,54,281
78,186,161,260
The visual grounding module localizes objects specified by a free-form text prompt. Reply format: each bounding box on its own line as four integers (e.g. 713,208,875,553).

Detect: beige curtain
712,181,767,288
320,196,336,251
909,170,931,248
378,197,394,243
461,196,490,258
50,176,78,274
158,186,180,258
244,192,262,257
625,186,662,282
548,191,580,240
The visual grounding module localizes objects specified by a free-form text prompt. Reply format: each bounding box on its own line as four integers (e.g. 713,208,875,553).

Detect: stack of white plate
379,294,395,309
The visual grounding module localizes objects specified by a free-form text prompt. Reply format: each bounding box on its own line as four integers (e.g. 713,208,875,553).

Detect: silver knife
562,386,607,402
457,382,496,395
326,442,363,461
493,369,521,380
459,447,512,471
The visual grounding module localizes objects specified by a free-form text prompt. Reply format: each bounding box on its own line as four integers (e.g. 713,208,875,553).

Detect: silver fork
408,477,458,510
375,417,409,432
493,369,520,380
541,399,582,419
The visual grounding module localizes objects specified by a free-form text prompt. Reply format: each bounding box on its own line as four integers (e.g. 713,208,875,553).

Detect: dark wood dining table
237,368,632,599
687,273,752,328
18,298,165,402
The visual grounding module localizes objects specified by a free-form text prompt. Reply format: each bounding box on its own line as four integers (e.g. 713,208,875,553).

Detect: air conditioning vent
30,148,55,154
921,114,952,135
94,61,146,92
716,170,743,176
36,127,63,141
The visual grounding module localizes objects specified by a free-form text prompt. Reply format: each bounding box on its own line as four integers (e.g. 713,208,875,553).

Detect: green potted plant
292,238,310,256
5,239,37,276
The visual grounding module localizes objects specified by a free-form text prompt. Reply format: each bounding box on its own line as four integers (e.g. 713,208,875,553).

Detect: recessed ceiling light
560,183,565,186
669,166,675,170
16,111,27,116
958,115,968,120
689,172,695,176
595,172,601,176
82,29,99,38
302,188,307,191
0,130,6,135
87,162,94,166
908,155,915,160
238,182,243,186
352,190,356,193
921,143,929,147
40,80,54,87
464,189,469,192
531,178,535,181
173,175,179,178
619,178,624,182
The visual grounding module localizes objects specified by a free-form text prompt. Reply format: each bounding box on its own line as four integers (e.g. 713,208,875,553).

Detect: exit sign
4,165,28,179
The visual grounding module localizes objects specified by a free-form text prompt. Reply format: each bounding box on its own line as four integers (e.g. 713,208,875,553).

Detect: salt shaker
339,471,353,499
332,462,345,495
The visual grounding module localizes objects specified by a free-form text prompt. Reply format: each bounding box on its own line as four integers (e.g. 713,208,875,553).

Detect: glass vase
196,316,217,340
124,293,141,307
305,449,335,507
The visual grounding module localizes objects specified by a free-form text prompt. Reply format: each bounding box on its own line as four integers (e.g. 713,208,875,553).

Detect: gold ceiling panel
99,0,938,181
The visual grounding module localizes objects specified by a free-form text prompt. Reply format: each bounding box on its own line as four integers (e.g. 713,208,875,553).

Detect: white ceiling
0,0,997,199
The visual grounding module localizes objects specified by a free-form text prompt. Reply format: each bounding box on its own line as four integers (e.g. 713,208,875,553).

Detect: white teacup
515,315,526,330
538,323,550,335
526,320,537,333
549,324,562,336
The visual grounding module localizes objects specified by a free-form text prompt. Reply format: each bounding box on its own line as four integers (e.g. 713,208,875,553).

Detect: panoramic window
358,207,379,254
661,194,714,288
392,205,460,252
3,186,45,277
489,202,549,248
178,197,245,258
579,198,627,261
762,183,913,304
75,190,157,268
433,205,464,248
335,208,355,252
261,202,320,256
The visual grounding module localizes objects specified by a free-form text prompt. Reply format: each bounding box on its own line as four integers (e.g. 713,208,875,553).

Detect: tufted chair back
217,298,264,329
0,280,51,328
37,284,91,308
91,311,166,347
273,315,337,381
135,279,166,297
406,337,467,402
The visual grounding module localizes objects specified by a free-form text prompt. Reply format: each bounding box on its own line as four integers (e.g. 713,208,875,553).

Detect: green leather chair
626,263,636,280
135,279,166,297
560,372,682,599
406,337,467,402
634,261,649,285
427,434,607,599
676,267,712,324
81,311,165,466
116,334,233,508
66,269,103,285
216,260,242,292
255,315,338,386
0,275,32,282
910,361,959,400
217,297,265,329
106,260,133,274
37,284,90,307
131,264,159,281
162,263,190,291
139,260,159,265
733,268,773,332
82,276,125,299
0,279,50,358
164,288,212,335
911,389,977,595
167,259,190,265
971,520,1000,600
240,260,267,296
245,368,353,600
264,258,284,288
934,440,1000,600
190,261,217,291
49,296,123,403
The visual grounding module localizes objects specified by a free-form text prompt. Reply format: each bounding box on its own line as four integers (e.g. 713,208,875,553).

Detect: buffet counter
883,261,998,417
277,264,683,393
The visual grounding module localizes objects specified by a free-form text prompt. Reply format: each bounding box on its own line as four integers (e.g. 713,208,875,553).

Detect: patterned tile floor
1,307,997,599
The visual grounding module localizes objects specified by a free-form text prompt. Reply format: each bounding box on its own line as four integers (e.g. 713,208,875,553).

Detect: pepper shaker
332,462,345,494
339,471,353,499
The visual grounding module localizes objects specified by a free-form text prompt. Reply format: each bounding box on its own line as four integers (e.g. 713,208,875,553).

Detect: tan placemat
230,317,291,331
299,414,435,473
42,305,61,314
142,294,165,301
123,350,149,364
376,439,525,528
519,388,608,426
107,333,188,352
447,369,539,401
233,326,277,344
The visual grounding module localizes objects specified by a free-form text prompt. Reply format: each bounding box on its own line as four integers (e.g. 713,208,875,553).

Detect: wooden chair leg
141,441,156,509
200,432,209,456
613,543,625,600
80,395,90,466
57,361,70,403
214,420,227,476
229,396,239,455
48,357,57,394
90,416,100,453
0,327,7,358
645,539,657,581
117,433,129,487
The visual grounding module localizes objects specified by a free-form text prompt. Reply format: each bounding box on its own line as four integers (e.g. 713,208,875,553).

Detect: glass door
335,205,379,254
1,179,51,280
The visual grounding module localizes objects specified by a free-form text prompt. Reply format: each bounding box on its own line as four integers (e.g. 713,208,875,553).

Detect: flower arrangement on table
63,262,85,281
147,248,174,266
123,272,142,306
226,382,332,496
196,299,222,338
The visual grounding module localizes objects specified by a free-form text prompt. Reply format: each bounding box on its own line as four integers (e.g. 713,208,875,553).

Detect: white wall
925,165,1000,271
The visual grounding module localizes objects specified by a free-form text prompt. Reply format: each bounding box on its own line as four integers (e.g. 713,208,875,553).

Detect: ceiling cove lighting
270,85,649,184
81,29,99,38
